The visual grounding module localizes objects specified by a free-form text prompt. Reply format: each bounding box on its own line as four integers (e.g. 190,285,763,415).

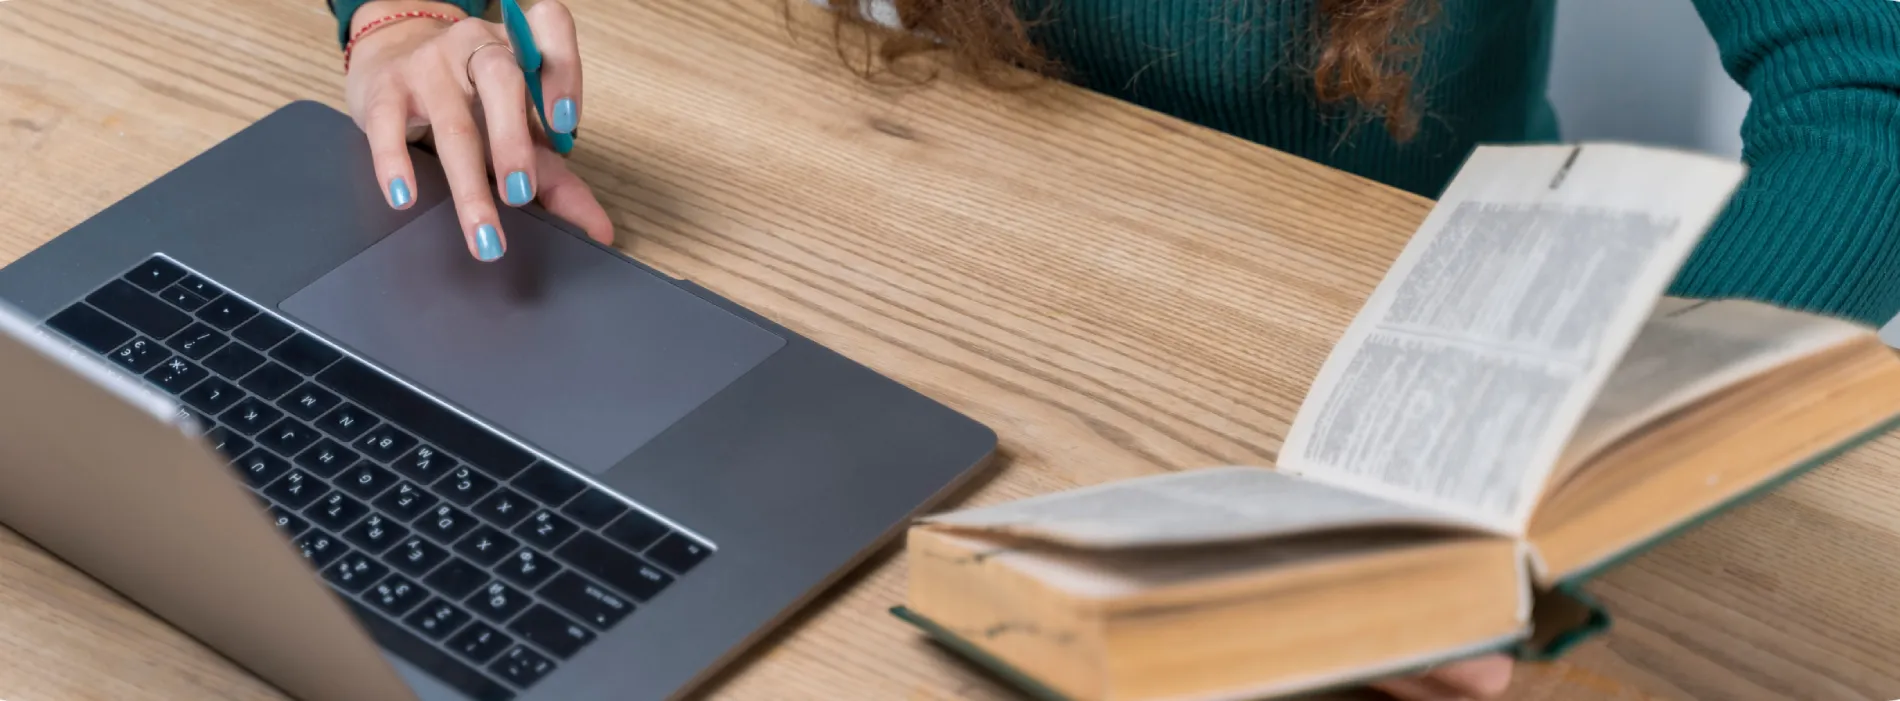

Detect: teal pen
501,0,575,155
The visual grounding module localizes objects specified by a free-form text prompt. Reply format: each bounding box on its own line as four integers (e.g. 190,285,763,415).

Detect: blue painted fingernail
504,171,532,206
475,224,504,261
551,98,577,134
388,177,412,208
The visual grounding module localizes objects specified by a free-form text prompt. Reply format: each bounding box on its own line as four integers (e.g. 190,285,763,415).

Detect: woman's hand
343,0,614,261
1374,654,1513,700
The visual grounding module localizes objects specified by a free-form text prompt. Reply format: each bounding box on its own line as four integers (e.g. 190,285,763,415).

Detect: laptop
0,101,997,701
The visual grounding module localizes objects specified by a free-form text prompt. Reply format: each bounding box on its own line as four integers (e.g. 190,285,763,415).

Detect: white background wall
1545,0,1749,158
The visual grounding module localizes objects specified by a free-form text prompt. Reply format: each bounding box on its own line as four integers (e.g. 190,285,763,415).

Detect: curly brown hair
817,0,1438,141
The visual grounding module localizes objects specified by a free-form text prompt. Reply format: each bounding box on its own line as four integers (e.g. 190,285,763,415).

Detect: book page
1556,298,1867,478
1279,144,1747,533
919,466,1493,549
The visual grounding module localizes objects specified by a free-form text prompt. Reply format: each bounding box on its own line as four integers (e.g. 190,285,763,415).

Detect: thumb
532,146,614,245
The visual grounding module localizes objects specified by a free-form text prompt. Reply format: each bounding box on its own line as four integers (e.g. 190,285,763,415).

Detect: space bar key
344,600,516,701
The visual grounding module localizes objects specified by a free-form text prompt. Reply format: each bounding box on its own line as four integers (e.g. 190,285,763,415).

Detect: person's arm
329,0,491,46
1671,1,1900,327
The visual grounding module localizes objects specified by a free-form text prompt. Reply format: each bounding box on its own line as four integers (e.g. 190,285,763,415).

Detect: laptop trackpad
280,204,785,474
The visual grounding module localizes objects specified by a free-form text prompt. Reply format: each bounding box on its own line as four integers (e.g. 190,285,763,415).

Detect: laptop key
316,404,375,441
322,552,390,594
554,533,675,602
344,513,410,554
448,621,515,665
294,438,359,478
181,376,242,414
507,605,594,659
109,336,168,374
258,418,320,457
125,257,186,292
173,273,221,299
270,333,342,375
144,356,207,395
90,279,191,339
347,600,515,701
426,557,492,600
262,469,328,509
357,425,418,463
386,535,451,577
201,341,264,378
157,283,210,312
601,510,668,553
495,548,561,589
390,444,457,484
337,461,400,500
319,358,536,479
194,292,259,331
512,510,579,551
234,449,291,488
560,489,627,529
277,383,340,421
368,574,427,617
489,645,556,687
172,405,209,431
376,481,439,522
306,492,370,532
165,322,227,360
511,462,585,506
647,532,713,575
417,504,478,544
266,506,310,539
203,425,252,461
472,488,533,529
239,361,301,401
435,466,497,507
295,530,350,569
465,581,532,623
538,571,633,630
46,303,135,354
404,597,474,641
219,397,282,436
232,313,294,350
453,526,519,567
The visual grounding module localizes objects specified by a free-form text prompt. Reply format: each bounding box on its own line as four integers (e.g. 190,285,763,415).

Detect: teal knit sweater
333,0,1900,326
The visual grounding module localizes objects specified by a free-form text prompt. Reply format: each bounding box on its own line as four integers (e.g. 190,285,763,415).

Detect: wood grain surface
2,0,1896,699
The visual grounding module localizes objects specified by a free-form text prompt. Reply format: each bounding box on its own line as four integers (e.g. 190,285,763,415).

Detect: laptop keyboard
41,255,715,701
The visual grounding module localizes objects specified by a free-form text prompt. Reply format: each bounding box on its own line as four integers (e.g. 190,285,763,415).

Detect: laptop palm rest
280,204,785,475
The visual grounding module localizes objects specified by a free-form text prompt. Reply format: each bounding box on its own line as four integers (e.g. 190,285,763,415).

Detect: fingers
363,85,419,210
415,53,507,262
534,146,614,245
1428,655,1513,698
467,42,538,209
527,0,582,134
1370,676,1464,701
1370,656,1513,701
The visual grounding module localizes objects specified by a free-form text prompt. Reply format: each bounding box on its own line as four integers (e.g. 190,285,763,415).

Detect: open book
892,144,1900,701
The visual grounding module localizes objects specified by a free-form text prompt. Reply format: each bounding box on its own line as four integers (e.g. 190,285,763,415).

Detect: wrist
351,0,468,34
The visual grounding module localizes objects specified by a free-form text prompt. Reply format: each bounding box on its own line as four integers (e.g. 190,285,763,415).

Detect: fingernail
551,98,577,133
475,224,505,261
504,171,533,206
388,177,412,208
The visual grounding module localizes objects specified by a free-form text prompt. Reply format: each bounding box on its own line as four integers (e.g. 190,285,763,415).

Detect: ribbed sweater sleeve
1671,0,1900,326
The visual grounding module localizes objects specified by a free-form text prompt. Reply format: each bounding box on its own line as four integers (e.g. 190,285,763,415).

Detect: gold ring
465,41,515,92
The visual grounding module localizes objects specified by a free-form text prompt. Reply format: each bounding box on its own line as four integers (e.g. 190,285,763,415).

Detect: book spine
1513,583,1612,661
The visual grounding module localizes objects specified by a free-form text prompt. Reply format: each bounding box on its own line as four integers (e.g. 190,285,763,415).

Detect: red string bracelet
344,10,464,72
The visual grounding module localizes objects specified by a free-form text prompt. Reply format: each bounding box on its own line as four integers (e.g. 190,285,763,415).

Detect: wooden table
3,0,1898,699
